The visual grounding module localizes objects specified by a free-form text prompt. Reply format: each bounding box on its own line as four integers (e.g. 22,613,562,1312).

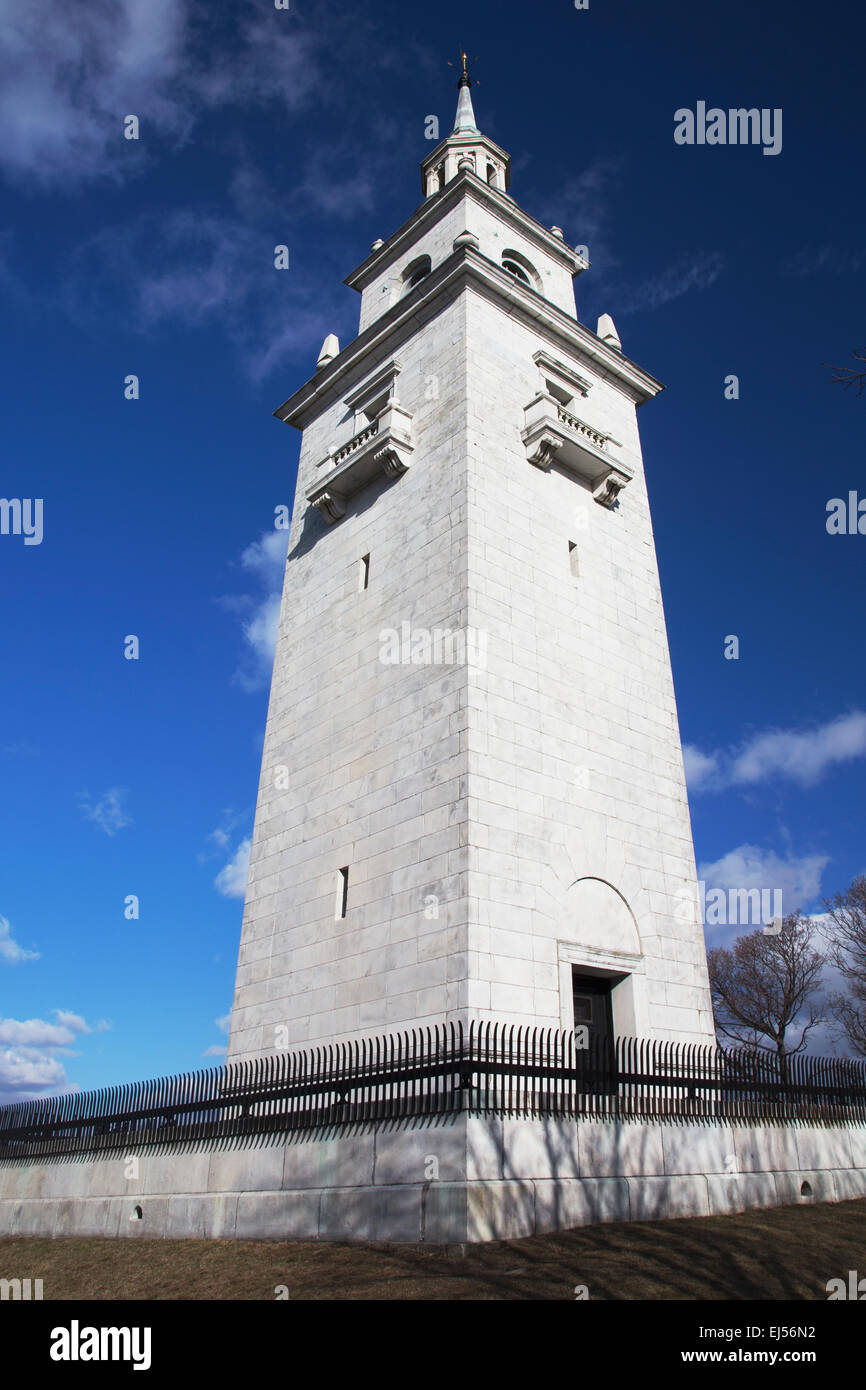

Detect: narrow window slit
337,867,349,919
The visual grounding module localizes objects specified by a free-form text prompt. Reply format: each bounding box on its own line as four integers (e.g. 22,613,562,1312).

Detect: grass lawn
1,1197,864,1299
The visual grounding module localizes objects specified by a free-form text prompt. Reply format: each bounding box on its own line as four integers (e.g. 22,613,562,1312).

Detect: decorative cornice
343,169,586,294
420,130,510,173
532,350,592,399
344,359,401,411
275,241,663,431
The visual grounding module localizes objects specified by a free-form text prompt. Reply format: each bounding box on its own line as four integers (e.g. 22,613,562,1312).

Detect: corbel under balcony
520,392,632,508
306,403,414,523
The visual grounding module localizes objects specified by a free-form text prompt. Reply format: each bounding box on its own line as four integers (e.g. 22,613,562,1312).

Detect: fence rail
1,1025,865,1161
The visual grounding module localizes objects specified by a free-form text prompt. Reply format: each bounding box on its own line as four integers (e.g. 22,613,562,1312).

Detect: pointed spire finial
448,46,479,133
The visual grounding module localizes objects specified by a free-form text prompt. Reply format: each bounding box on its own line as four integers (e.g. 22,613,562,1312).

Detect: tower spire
421,49,509,197
451,46,478,133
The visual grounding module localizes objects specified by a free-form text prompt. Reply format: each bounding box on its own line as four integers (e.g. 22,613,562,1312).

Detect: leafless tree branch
707,912,826,1061
824,875,866,1056
825,348,866,396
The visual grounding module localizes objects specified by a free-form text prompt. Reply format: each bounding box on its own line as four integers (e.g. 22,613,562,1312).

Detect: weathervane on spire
448,45,478,89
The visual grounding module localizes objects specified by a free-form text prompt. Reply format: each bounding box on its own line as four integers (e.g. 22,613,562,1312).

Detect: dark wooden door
571,972,614,1050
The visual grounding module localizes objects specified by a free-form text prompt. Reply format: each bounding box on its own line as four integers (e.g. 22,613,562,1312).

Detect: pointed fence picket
1,1025,864,1159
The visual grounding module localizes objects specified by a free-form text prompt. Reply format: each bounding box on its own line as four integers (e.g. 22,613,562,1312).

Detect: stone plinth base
2,1116,865,1243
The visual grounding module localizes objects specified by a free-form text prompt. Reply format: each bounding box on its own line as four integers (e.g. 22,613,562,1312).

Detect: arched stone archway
556,877,647,1038
563,876,642,956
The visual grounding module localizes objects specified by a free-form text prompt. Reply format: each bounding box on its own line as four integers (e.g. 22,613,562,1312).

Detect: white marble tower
8,69,866,1253
228,65,714,1062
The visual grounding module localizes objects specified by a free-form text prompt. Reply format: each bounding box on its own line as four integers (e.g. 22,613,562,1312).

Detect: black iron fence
1,1024,865,1161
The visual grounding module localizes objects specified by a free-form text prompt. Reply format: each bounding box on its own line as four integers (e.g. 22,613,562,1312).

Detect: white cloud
682,744,719,792
239,594,283,688
0,0,321,189
65,209,347,381
531,158,622,270
0,1010,110,1104
221,529,289,690
135,214,268,329
0,0,191,187
686,711,866,794
0,1012,109,1048
215,836,252,899
191,12,319,115
0,914,39,964
203,810,246,852
201,1012,231,1058
620,251,725,313
0,1018,75,1048
530,162,722,319
79,787,131,836
698,844,829,916
729,711,866,788
0,1049,68,1102
240,529,290,587
55,1010,111,1035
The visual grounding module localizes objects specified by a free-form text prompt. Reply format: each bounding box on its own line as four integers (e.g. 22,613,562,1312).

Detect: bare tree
707,913,826,1068
825,348,866,397
824,875,866,1056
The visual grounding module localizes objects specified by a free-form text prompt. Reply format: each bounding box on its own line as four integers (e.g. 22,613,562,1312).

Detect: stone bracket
592,470,631,508
526,430,562,472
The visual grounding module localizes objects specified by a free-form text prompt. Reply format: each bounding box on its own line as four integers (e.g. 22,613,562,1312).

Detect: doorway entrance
571,970,616,1050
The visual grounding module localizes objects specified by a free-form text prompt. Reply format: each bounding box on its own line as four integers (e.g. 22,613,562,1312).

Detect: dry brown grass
2,1197,864,1300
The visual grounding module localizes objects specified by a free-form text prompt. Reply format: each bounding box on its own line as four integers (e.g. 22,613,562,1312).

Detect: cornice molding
276,244,663,430
344,170,586,292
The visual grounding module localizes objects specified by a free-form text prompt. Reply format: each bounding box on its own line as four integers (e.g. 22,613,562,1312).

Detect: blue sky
1,0,864,1100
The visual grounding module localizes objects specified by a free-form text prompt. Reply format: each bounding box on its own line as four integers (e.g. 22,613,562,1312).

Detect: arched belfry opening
402,254,431,293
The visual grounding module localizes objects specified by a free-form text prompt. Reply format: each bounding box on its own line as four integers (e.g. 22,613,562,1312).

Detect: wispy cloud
215,836,252,900
783,245,865,277
204,812,246,854
729,712,866,787
202,1011,231,1058
2,739,39,756
291,118,413,222
686,710,866,794
0,1010,111,1104
0,914,39,964
0,0,190,187
79,787,132,836
0,0,320,189
218,528,288,691
529,165,724,321
64,208,348,380
529,158,623,283
1,6,417,379
619,251,725,313
682,745,719,792
209,530,288,898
